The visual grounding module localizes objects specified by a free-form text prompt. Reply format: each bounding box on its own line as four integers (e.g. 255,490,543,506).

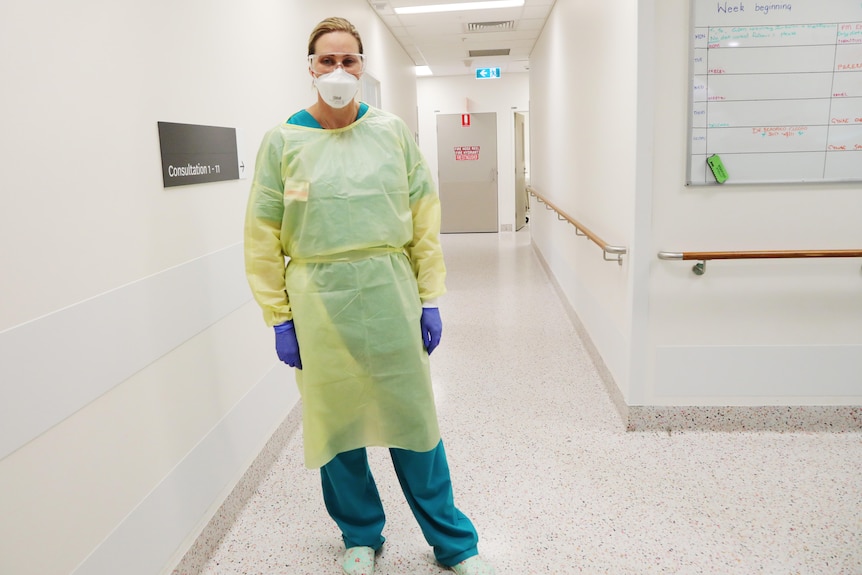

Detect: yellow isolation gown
244,105,446,469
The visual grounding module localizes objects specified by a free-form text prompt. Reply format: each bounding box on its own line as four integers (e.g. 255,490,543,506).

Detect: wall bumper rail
527,186,627,265
657,249,862,275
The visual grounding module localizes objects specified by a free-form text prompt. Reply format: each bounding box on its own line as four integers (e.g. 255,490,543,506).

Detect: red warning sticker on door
454,146,480,161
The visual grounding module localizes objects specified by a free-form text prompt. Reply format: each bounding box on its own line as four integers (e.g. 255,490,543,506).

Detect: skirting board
625,404,862,432
530,241,862,433
529,241,630,426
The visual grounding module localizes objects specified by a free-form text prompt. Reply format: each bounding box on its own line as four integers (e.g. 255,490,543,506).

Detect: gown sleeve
244,127,293,326
400,121,447,303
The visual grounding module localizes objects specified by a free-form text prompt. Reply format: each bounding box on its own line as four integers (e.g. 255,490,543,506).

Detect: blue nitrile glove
274,320,302,369
420,307,442,355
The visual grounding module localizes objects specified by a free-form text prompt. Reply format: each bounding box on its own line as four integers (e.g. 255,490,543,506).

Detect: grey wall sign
157,122,240,187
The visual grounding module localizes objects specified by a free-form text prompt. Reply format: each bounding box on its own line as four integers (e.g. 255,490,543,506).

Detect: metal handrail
527,185,627,265
658,249,862,275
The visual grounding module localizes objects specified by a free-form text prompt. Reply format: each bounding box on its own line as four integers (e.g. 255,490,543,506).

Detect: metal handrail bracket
527,186,627,265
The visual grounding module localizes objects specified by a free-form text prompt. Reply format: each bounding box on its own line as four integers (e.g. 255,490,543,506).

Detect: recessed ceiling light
395,1,524,15
415,65,433,76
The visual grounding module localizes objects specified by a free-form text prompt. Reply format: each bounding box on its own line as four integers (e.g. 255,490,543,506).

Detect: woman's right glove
274,320,302,369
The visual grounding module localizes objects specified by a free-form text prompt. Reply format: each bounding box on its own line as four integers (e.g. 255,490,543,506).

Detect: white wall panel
70,366,296,575
655,345,862,402
529,0,862,408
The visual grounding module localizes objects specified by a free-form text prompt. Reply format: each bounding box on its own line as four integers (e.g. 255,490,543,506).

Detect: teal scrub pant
320,440,479,567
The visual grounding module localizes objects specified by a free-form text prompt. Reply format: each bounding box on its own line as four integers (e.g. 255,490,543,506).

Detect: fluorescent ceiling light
395,1,524,15
415,65,433,76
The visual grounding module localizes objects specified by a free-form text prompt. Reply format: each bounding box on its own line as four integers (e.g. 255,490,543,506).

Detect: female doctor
243,16,495,575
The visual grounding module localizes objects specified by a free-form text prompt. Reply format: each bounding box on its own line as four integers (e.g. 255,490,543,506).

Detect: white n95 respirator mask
314,68,359,109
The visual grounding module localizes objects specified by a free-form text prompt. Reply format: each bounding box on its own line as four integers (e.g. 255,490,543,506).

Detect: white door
514,112,528,230
436,112,498,233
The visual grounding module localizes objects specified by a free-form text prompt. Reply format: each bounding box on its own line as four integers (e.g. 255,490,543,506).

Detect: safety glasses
308,53,366,74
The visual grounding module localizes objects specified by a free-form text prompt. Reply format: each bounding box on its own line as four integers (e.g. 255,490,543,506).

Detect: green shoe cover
342,546,375,575
450,555,496,575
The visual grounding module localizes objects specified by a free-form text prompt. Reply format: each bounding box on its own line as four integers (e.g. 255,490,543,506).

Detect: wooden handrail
658,249,862,260
658,249,862,275
527,185,627,265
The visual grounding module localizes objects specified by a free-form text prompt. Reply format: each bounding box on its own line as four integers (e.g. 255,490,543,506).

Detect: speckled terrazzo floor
188,230,862,575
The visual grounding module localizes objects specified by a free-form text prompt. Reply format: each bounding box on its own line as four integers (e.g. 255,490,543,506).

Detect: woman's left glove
273,320,302,369
420,307,442,355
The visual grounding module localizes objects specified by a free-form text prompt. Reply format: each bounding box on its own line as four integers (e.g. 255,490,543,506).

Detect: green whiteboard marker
707,154,728,183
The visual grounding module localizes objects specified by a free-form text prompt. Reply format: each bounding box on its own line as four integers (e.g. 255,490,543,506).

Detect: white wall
646,0,862,405
528,0,639,400
0,2,418,574
417,74,529,231
528,0,862,408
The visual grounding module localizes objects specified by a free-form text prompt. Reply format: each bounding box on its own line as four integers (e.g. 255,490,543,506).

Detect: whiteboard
688,0,862,184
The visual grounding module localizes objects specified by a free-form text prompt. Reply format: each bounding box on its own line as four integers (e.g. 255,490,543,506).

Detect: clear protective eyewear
308,52,366,74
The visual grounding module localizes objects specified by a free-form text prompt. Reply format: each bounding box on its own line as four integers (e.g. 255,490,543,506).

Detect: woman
244,16,495,575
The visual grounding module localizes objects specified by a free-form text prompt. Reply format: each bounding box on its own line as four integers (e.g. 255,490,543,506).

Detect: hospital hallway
176,230,862,575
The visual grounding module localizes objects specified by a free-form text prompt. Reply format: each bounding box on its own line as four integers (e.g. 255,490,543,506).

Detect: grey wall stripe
0,243,251,460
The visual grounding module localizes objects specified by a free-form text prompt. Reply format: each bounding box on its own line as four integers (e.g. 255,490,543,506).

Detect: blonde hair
308,17,364,55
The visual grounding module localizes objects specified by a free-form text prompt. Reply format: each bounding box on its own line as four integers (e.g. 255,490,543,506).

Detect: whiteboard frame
685,0,698,185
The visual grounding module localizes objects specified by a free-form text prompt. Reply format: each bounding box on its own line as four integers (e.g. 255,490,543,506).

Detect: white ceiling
367,0,556,77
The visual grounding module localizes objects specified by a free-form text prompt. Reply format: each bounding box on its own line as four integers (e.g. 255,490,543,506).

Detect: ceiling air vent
466,20,515,32
468,48,511,57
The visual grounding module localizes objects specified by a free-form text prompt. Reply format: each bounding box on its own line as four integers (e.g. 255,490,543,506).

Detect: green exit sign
475,67,501,79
